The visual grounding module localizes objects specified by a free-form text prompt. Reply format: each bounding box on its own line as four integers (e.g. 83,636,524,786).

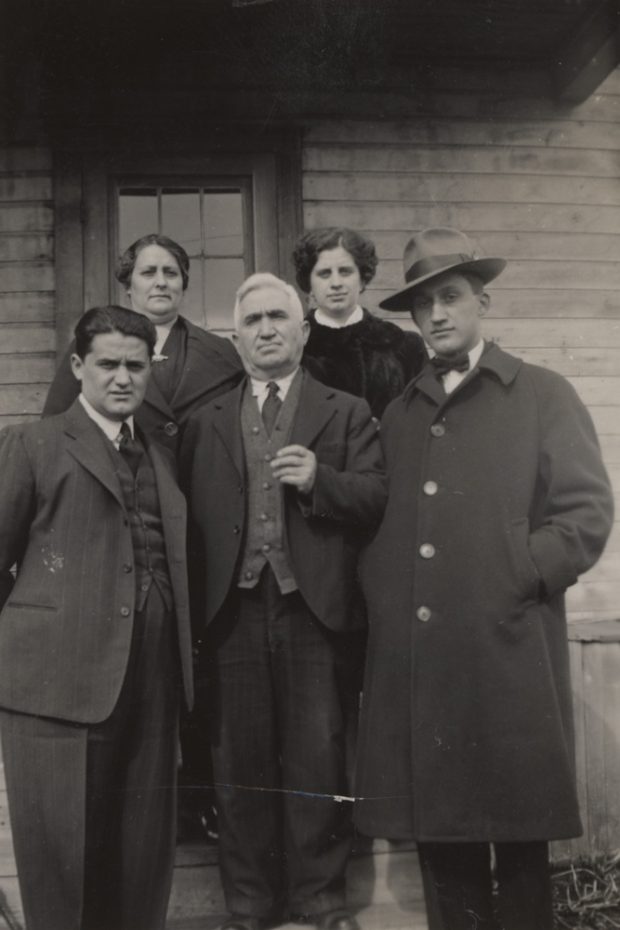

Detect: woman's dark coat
355,343,614,843
303,308,426,418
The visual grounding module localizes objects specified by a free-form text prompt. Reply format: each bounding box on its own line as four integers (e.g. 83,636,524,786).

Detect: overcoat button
120,606,131,617
430,424,445,437
423,481,438,496
419,543,436,559
164,422,179,437
417,606,432,622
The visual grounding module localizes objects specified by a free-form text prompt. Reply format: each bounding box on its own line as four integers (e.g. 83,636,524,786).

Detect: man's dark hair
74,306,157,360
115,233,190,291
292,227,378,294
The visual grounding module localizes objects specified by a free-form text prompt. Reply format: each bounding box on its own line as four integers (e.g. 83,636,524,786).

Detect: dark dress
303,308,426,418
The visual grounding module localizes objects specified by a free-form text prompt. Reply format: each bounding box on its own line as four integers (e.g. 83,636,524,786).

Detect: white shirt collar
250,368,299,408
314,305,364,329
427,339,485,369
79,394,134,446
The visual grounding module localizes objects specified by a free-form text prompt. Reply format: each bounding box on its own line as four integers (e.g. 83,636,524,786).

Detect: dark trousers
206,566,364,919
1,586,180,930
418,840,554,930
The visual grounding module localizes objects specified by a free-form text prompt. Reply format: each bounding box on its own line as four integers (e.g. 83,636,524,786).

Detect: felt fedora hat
380,227,506,311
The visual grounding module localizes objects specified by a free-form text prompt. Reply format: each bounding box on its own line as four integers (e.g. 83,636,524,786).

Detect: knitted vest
237,373,302,593
111,438,173,612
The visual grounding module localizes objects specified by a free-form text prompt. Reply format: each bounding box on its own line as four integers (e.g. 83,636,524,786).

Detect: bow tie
431,355,470,376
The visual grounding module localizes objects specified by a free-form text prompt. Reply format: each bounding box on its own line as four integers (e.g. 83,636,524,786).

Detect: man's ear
70,353,84,382
478,292,490,317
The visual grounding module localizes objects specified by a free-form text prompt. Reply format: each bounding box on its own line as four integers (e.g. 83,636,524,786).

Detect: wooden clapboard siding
0,145,55,422
302,67,620,624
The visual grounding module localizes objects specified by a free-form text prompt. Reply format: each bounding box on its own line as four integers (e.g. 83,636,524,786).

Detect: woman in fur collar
293,227,426,418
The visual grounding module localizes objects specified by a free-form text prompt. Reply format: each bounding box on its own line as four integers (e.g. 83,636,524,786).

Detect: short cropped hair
292,227,378,293
233,273,304,329
74,306,157,360
115,233,190,291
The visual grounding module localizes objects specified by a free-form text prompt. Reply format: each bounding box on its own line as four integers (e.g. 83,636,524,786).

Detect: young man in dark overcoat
354,228,614,930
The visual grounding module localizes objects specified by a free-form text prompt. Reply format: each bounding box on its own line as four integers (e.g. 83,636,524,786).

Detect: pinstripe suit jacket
0,399,193,723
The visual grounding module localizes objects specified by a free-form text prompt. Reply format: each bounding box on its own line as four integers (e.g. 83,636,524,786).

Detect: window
53,136,301,355
117,181,253,329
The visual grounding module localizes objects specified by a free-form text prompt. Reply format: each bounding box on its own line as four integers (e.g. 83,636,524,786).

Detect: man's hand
271,445,317,495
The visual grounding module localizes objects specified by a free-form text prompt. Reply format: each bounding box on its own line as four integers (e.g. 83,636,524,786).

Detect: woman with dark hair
293,227,426,418
43,233,243,452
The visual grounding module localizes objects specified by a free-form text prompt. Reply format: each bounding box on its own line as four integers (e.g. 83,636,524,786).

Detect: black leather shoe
315,909,361,930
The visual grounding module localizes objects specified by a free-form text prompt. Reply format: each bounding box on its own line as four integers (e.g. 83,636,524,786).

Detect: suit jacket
42,318,244,454
180,371,387,634
0,400,193,724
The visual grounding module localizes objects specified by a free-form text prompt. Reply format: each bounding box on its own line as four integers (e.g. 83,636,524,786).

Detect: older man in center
180,273,386,930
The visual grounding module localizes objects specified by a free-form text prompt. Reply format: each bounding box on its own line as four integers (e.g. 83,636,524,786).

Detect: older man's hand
271,445,317,495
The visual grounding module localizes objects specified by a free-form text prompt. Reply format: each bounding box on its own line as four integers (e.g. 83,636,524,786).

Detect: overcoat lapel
62,401,125,510
143,375,175,419
289,371,338,448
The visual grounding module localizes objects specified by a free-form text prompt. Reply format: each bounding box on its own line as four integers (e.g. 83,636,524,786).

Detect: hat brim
379,257,507,311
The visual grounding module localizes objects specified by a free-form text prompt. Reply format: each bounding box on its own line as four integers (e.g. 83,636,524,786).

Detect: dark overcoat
354,343,613,843
179,370,387,635
303,308,427,418
42,318,244,454
0,400,194,721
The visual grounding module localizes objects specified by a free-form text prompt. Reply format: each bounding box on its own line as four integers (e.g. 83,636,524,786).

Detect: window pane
181,257,206,328
118,190,158,251
161,190,201,257
205,258,245,328
204,192,243,256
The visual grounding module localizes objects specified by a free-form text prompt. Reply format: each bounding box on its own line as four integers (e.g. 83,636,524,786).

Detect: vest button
122,563,132,573
430,423,445,437
244,571,254,581
264,453,272,462
164,422,179,437
419,543,436,559
252,426,260,435
417,606,432,622
423,480,438,496
263,482,271,490
141,582,149,592
120,606,131,617
259,513,268,522
262,543,271,553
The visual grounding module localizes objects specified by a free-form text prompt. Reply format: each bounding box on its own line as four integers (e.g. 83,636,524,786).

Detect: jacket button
417,606,432,622
430,423,445,437
120,606,131,617
264,453,272,462
192,647,200,658
259,513,269,522
423,481,438,496
252,426,260,435
262,543,271,553
122,563,133,573
164,422,179,437
419,543,436,559
233,525,240,534
244,571,254,581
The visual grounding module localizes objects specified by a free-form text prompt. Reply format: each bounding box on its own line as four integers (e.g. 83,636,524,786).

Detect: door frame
53,128,303,358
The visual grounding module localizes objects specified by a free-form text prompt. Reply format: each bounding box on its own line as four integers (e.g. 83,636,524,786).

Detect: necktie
118,421,143,476
431,355,470,377
261,381,281,436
